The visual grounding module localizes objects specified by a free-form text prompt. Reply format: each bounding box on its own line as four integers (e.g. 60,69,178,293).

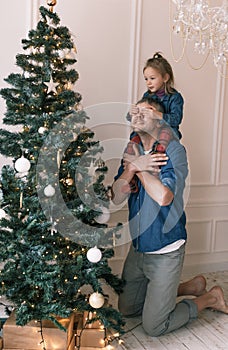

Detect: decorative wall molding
186,184,228,208
127,0,142,104
187,200,228,208
186,219,212,254
213,69,226,185
214,219,228,252
26,0,41,31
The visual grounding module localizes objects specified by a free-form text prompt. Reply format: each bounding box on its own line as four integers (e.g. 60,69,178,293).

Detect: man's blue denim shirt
115,139,188,253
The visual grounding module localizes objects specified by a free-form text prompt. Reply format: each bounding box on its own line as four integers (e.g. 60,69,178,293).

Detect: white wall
0,0,228,276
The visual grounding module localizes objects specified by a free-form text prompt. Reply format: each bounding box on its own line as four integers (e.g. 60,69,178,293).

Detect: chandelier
170,0,228,72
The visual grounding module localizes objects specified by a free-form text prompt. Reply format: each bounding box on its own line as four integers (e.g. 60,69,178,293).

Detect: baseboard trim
182,261,228,279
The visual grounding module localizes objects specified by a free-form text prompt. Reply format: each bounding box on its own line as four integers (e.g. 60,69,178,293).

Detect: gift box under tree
2,311,74,350
74,311,107,348
73,311,122,349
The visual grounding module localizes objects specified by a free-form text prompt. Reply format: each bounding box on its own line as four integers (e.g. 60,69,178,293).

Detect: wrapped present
3,311,74,350
75,313,107,348
83,311,102,329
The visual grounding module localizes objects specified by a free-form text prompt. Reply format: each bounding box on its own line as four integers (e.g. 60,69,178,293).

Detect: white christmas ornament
38,126,48,134
95,206,110,224
15,156,31,173
44,185,55,197
0,208,7,219
24,72,30,78
89,292,105,309
86,246,102,263
57,48,70,59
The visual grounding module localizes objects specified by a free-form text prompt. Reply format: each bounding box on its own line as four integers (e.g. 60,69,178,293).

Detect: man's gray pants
118,244,198,336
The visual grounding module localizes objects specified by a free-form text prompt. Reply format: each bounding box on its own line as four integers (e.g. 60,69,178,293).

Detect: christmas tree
0,0,124,340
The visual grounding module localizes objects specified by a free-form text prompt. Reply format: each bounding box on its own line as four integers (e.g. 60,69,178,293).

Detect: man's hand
124,152,168,175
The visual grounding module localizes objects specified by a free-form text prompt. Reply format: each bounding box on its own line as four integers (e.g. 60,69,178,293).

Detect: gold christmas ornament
89,292,105,309
47,0,57,7
75,102,83,111
23,125,30,132
65,177,74,186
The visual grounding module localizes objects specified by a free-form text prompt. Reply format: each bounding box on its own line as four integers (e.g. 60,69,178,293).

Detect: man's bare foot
209,286,228,314
178,275,207,297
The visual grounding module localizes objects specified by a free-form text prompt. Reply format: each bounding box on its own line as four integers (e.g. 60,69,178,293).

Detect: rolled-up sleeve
160,141,188,195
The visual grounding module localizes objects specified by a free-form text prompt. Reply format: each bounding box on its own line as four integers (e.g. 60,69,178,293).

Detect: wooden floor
106,270,228,350
0,271,227,350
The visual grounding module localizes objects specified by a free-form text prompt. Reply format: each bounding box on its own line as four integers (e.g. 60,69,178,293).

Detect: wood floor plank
173,326,210,350
131,325,168,349
186,319,228,350
122,316,142,332
197,311,228,344
155,332,190,349
116,331,145,350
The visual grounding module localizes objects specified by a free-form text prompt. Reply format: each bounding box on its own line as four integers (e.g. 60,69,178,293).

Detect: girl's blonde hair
143,52,175,94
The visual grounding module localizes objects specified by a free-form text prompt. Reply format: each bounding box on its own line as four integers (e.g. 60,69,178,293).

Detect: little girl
128,52,184,139
124,53,184,193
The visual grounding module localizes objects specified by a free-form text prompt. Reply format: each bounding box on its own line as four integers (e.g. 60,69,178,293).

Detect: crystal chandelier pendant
170,0,228,74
